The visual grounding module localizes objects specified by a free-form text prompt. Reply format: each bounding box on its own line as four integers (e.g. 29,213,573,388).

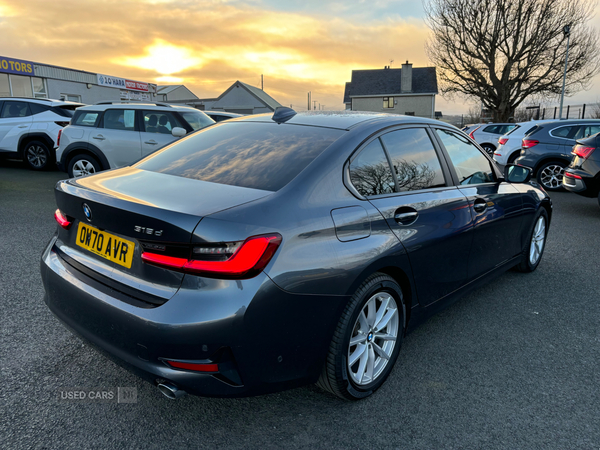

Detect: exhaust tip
157,382,186,400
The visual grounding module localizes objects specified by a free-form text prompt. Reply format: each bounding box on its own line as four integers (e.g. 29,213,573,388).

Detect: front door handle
394,210,418,225
92,135,105,141
144,140,157,145
473,199,487,213
17,125,28,128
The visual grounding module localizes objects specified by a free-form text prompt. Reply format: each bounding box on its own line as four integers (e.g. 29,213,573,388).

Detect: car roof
205,111,243,117
78,103,201,112
0,97,84,107
229,110,446,130
533,119,600,127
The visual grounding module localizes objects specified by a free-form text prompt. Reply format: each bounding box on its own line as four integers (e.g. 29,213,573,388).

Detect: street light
558,24,571,119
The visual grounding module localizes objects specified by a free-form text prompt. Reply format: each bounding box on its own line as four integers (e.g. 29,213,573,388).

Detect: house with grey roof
157,85,198,102
210,81,282,115
344,62,438,118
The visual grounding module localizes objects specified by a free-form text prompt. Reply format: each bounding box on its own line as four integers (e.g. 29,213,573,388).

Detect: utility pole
261,74,263,90
308,92,311,111
559,25,571,119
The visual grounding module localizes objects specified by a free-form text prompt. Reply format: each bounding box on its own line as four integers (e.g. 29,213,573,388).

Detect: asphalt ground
1,158,599,449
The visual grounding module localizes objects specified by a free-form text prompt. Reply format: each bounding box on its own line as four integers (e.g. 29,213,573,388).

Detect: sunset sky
2,0,600,115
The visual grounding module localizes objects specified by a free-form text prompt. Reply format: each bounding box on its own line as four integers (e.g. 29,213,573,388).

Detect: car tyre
317,272,405,400
536,161,566,191
514,208,549,273
23,140,53,171
480,143,495,156
68,154,101,178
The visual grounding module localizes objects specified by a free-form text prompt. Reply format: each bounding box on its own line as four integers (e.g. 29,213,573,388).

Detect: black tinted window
435,129,495,185
103,109,136,131
138,122,344,191
29,103,51,115
1,101,30,118
349,139,395,196
551,126,575,138
483,125,499,134
381,128,446,191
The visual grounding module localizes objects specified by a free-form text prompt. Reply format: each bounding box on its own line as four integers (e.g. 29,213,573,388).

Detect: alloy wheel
529,216,546,265
539,165,564,189
26,145,47,169
347,292,399,386
72,160,97,177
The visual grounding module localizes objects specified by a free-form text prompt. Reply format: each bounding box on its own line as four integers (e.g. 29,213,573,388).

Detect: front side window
383,97,394,109
381,128,446,191
435,129,495,185
1,101,31,118
179,111,214,131
349,139,395,196
137,122,344,192
103,109,135,131
143,111,182,134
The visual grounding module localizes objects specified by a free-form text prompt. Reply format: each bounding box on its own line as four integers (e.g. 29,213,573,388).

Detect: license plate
76,222,135,269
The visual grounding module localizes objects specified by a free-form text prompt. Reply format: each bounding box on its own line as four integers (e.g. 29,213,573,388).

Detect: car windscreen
137,121,345,191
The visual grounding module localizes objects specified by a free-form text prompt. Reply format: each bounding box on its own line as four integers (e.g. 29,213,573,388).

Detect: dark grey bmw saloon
41,110,551,400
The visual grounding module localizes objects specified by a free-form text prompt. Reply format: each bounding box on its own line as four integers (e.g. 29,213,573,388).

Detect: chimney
401,60,412,93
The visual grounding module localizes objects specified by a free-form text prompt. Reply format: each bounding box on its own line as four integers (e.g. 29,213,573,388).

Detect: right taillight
56,129,62,147
522,139,539,149
141,233,282,279
469,126,480,140
572,145,596,159
498,138,508,145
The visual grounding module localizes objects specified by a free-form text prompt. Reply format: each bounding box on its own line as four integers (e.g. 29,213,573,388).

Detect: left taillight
498,137,508,145
56,129,62,147
54,209,72,229
522,139,539,149
469,126,481,140
572,145,596,159
141,233,282,279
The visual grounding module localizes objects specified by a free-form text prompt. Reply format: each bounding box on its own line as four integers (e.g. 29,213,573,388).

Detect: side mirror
172,127,186,138
504,164,532,183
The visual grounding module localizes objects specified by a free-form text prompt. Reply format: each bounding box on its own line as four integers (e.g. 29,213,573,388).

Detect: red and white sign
125,80,149,92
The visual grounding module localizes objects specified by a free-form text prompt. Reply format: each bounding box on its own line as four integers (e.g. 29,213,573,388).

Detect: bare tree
465,105,482,124
425,0,600,122
350,160,436,196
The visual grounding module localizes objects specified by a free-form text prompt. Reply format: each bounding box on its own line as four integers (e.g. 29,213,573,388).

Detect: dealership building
0,55,158,104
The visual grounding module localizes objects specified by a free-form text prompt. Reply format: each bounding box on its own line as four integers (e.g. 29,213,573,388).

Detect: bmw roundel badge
82,203,92,222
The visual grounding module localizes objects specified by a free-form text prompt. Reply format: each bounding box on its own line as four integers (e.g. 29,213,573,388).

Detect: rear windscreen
137,121,345,191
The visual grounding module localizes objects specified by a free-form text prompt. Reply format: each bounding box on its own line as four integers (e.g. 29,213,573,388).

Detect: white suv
0,97,83,170
56,103,215,177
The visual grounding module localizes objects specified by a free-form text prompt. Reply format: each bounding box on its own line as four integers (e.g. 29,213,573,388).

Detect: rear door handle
144,140,157,145
92,135,105,141
473,199,487,213
394,210,418,225
18,125,29,128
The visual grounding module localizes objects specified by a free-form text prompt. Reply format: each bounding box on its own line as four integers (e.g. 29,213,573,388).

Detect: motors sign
0,56,35,76
97,74,149,92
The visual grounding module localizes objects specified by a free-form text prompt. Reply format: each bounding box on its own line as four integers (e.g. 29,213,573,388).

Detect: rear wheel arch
64,145,109,171
532,156,571,175
18,133,55,158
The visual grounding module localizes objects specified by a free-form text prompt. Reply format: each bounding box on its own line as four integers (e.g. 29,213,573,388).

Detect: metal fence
521,103,600,121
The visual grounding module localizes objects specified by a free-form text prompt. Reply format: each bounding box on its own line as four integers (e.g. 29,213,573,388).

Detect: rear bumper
563,170,600,197
41,237,347,397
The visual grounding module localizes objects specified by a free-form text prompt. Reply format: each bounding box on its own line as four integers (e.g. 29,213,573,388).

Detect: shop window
10,75,33,97
383,97,394,109
60,94,82,103
32,77,47,98
0,74,10,97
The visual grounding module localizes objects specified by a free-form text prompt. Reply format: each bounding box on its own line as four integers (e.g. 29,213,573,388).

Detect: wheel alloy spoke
372,342,390,360
358,311,369,332
364,345,375,382
349,343,367,367
374,332,396,341
374,296,390,328
374,308,397,332
366,298,377,326
356,346,369,383
350,333,365,347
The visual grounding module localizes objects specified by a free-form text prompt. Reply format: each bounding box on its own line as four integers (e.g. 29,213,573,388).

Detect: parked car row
0,97,246,175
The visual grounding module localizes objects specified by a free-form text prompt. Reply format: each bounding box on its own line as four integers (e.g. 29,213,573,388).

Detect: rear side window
435,129,495,185
483,125,499,134
523,125,539,136
573,125,600,140
1,101,31,118
380,128,446,191
349,139,395,196
103,109,136,131
72,111,100,127
505,125,521,136
29,103,51,115
137,122,344,191
550,126,576,138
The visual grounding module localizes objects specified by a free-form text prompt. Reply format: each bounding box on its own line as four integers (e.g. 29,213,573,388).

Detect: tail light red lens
54,209,72,229
56,129,62,147
522,139,539,149
165,360,219,372
469,126,480,140
498,138,508,145
564,172,582,179
142,233,282,279
572,145,596,159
